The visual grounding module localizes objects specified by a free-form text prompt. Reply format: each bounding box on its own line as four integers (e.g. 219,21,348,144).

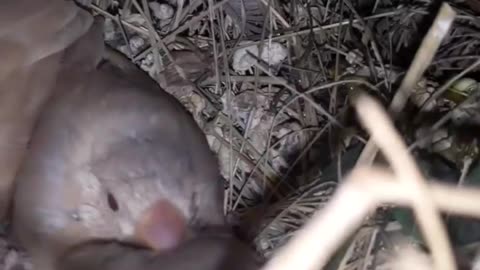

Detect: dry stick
351,171,480,218
130,9,400,61
231,111,255,192
215,1,236,211
214,114,280,178
232,127,325,211
178,0,203,26
116,14,135,59
173,0,184,29
348,170,480,219
90,4,149,36
95,2,180,84
135,0,188,80
92,0,234,62
330,0,345,160
252,126,331,236
132,0,234,61
360,228,379,270
208,130,259,170
208,121,282,189
234,10,401,49
256,181,338,244
262,164,480,270
204,75,292,84
261,169,375,270
343,0,390,91
258,0,290,28
432,55,480,64
138,0,163,83
98,0,219,108
253,62,342,127
238,80,378,211
355,95,456,270
458,158,473,187
355,4,456,166
262,94,480,270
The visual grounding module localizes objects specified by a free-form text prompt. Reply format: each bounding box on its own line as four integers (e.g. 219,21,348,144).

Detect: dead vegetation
2,0,480,269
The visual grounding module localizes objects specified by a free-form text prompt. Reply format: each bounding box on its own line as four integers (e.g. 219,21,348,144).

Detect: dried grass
4,0,477,269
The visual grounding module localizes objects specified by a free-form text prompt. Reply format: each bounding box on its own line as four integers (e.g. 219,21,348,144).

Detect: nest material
4,0,480,269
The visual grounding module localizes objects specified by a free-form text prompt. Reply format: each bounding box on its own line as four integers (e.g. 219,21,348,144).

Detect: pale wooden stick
261,164,480,270
260,169,376,270
356,3,456,166
261,93,476,270
355,95,456,270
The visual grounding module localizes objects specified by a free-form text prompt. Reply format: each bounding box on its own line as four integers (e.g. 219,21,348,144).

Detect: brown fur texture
0,1,239,270
0,0,93,221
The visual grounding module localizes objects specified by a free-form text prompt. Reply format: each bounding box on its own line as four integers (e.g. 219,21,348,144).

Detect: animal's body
0,1,256,270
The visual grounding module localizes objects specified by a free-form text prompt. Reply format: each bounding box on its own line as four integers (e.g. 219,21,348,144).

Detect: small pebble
149,2,174,20
129,36,145,54
232,42,287,73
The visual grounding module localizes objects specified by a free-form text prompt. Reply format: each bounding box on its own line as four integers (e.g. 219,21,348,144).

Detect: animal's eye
107,191,119,212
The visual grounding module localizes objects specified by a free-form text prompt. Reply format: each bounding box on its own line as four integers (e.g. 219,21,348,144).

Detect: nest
3,0,480,269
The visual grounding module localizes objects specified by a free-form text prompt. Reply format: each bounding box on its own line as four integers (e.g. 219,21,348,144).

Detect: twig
131,0,234,61
261,93,480,270
253,61,342,127
261,168,375,270
258,0,290,28
232,10,403,49
458,157,473,187
355,4,456,166
137,0,163,82
355,95,455,270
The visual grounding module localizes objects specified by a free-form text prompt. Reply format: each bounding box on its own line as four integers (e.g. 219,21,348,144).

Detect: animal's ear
61,15,105,72
1,0,94,65
134,200,187,251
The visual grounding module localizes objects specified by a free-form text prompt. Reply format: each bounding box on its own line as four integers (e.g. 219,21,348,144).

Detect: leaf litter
3,0,480,269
